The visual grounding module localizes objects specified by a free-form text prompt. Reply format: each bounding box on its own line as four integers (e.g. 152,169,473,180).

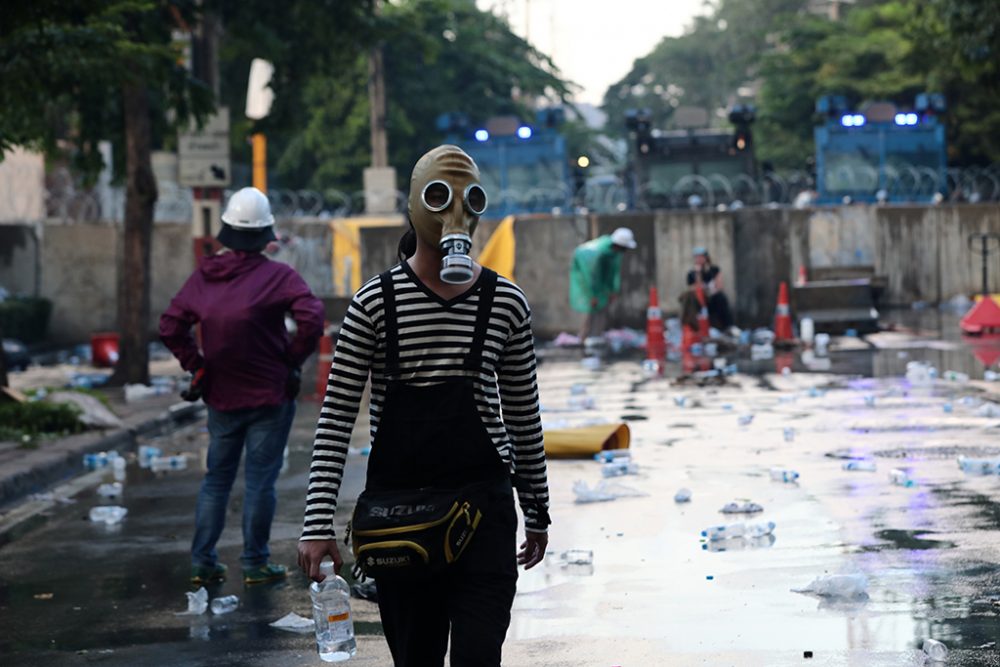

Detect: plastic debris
560,549,594,566
943,370,969,383
922,638,948,662
783,427,795,442
138,445,162,468
738,414,755,426
792,573,868,599
270,612,316,634
570,383,588,395
351,579,378,602
581,356,602,371
601,460,639,478
702,521,775,542
813,333,830,356
674,488,692,503
943,402,954,413
210,595,239,615
863,394,876,407
720,501,763,514
889,468,915,487
176,587,208,616
703,534,776,552
750,343,774,360
842,460,877,472
958,456,1000,475
89,506,127,525
985,370,999,382
96,482,123,498
906,361,938,385
976,402,1000,418
572,480,646,504
594,450,631,463
769,467,799,483
552,332,581,347
568,395,596,410
150,455,188,472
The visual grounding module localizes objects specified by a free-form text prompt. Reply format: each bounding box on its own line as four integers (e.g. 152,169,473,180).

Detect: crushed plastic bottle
976,402,1000,418
843,460,877,472
112,456,126,482
702,521,775,542
580,356,601,371
783,427,796,442
560,549,593,566
738,413,755,426
89,506,128,525
813,333,830,357
594,450,631,463
769,467,799,483
863,394,876,407
96,482,123,498
889,468,915,487
922,638,948,662
210,595,239,615
673,488,692,503
958,456,1000,475
702,534,775,551
150,455,188,472
138,445,162,468
311,561,357,662
176,587,209,616
82,451,112,469
673,395,691,408
601,460,640,478
792,573,868,599
641,359,661,377
807,386,826,398
720,501,764,514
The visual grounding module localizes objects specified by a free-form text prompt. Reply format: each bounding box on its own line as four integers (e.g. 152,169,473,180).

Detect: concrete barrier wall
3,203,999,345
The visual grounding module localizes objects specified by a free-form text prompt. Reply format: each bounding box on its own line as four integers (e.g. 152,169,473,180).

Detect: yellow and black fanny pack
348,483,487,580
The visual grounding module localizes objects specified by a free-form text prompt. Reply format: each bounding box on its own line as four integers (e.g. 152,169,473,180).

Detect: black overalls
368,267,518,667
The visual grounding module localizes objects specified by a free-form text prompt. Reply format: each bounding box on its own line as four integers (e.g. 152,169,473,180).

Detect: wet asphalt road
3,343,1000,666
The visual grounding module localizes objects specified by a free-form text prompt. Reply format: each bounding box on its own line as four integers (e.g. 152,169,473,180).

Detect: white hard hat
222,187,274,229
611,227,637,249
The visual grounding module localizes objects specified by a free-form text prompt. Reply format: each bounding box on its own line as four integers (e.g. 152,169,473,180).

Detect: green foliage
0,0,215,182
0,401,84,445
0,298,52,344
216,0,574,192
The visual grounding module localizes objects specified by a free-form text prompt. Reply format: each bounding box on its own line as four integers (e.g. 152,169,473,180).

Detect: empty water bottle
568,395,596,410
738,413,754,426
958,456,1000,475
89,506,128,525
112,456,126,481
889,468,915,487
863,394,876,407
922,638,948,662
97,482,123,498
943,370,969,383
150,455,188,472
311,561,356,662
702,521,774,542
641,359,661,377
783,427,795,442
769,467,799,483
594,450,630,463
674,395,691,408
210,595,239,615
138,445,162,468
942,402,953,413
985,370,999,382
83,452,110,469
673,488,692,503
843,460,877,472
601,460,639,478
560,549,593,565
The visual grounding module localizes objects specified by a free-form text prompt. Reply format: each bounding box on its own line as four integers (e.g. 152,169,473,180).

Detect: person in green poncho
569,227,637,341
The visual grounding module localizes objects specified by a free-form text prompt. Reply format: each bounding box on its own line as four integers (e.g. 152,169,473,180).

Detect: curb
0,401,205,547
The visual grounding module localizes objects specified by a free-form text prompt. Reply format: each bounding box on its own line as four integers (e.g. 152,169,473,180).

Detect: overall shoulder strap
379,269,400,378
464,269,498,371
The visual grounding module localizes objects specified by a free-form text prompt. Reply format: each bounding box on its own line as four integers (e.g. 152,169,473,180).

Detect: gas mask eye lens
421,181,452,212
464,184,487,216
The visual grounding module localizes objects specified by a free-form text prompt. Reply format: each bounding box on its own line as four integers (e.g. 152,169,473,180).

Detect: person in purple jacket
160,187,324,586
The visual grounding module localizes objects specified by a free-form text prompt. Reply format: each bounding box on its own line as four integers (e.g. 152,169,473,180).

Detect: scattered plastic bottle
985,370,999,382
702,521,775,542
641,359,661,377
568,395,596,410
793,573,868,599
674,488,692,503
720,501,764,514
581,356,601,371
783,427,796,442
89,506,128,525
138,445,162,468
97,482,123,498
922,638,949,662
769,467,799,483
843,460,877,472
311,561,356,662
112,456,127,482
674,395,691,408
210,595,239,615
889,468,915,487
863,394,876,407
150,455,188,472
814,333,830,357
943,370,969,384
594,450,631,463
569,383,588,395
958,456,1000,475
601,460,640,478
83,452,111,469
738,414,754,426
560,549,593,566
942,402,954,414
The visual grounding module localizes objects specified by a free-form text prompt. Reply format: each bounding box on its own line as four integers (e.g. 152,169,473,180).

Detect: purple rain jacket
159,250,325,411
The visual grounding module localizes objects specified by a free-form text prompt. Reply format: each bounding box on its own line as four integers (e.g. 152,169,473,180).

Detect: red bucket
91,332,120,368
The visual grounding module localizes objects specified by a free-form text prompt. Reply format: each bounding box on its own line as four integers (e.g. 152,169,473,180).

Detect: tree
0,0,213,385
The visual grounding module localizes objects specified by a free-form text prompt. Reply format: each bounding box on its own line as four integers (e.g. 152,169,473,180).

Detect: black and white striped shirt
301,262,549,540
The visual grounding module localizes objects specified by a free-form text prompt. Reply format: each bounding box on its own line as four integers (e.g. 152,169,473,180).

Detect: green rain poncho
569,235,621,313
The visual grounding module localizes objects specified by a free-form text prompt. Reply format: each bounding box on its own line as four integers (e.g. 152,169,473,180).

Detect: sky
477,0,708,106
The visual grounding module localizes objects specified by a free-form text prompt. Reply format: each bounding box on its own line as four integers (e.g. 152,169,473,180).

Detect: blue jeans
191,401,295,569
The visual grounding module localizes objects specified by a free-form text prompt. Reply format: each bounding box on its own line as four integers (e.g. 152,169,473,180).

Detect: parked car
3,338,31,371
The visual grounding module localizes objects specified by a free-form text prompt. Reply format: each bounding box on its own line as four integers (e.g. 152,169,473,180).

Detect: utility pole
363,0,397,214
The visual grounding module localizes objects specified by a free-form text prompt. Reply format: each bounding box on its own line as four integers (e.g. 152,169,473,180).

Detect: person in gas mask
298,145,550,666
160,186,324,586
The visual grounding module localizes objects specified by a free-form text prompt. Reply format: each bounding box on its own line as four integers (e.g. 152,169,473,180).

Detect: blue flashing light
906,112,918,125
894,112,920,126
517,125,533,139
474,129,489,142
840,113,865,128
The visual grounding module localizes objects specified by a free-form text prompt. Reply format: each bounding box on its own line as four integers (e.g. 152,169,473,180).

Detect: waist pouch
349,481,491,580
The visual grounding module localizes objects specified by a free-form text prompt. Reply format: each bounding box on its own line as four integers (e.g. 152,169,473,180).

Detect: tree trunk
109,83,157,386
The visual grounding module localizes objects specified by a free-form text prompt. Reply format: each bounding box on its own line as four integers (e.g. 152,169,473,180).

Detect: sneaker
190,563,227,585
243,563,288,585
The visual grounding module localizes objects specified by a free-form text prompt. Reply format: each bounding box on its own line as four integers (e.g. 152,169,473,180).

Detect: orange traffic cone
694,283,710,340
312,322,334,400
646,286,665,362
774,281,793,342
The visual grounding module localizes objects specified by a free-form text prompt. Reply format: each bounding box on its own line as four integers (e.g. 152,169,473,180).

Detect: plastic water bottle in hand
311,561,356,662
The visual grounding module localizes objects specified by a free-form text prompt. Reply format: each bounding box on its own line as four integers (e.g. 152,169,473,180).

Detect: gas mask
408,145,488,284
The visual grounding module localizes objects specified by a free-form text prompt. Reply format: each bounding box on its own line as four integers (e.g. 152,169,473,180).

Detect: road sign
179,107,230,187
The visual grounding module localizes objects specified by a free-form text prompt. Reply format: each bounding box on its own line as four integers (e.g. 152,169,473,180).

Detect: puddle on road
863,529,957,551
620,414,648,421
